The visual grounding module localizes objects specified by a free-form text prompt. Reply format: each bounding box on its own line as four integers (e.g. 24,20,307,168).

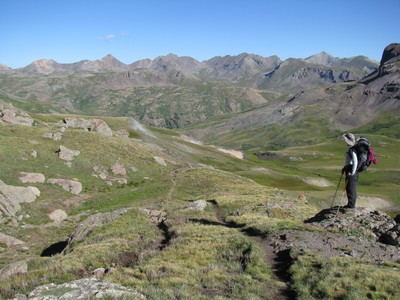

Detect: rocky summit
0,44,399,300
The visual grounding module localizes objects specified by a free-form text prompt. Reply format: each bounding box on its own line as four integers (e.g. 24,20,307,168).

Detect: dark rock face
380,43,400,65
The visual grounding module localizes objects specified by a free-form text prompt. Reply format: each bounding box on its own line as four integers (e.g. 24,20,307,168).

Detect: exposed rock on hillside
48,209,68,223
154,156,167,166
19,277,145,299
19,172,45,184
111,161,126,176
57,145,80,161
184,199,208,211
42,131,63,141
271,229,400,263
66,208,130,250
47,178,82,195
0,180,40,218
0,104,33,126
63,118,112,136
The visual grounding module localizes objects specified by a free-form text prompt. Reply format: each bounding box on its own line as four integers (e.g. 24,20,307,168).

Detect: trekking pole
336,180,348,216
330,173,343,208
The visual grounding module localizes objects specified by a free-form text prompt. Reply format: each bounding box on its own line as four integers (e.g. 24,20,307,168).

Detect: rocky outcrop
305,207,400,246
66,208,130,250
19,172,45,184
271,229,400,263
0,180,40,218
57,145,80,161
63,118,112,136
0,260,28,281
47,178,82,195
19,277,145,299
0,104,34,126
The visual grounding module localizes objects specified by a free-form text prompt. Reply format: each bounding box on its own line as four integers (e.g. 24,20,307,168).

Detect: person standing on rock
342,133,358,208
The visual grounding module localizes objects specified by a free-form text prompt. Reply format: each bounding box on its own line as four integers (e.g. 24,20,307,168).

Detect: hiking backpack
353,137,377,172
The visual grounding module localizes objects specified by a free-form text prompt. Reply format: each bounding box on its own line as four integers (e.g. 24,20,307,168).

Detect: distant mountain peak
305,52,336,66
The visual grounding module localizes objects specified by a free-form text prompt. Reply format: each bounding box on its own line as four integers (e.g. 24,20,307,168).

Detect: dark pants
345,173,358,208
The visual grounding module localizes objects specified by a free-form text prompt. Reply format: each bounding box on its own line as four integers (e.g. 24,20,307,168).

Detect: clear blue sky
1,0,399,68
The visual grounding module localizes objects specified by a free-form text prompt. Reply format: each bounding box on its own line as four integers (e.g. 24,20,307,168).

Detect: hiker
342,133,358,208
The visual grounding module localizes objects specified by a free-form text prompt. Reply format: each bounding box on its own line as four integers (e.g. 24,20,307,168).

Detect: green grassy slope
0,115,399,299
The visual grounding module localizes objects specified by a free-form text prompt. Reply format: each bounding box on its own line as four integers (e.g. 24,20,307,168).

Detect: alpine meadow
0,43,399,300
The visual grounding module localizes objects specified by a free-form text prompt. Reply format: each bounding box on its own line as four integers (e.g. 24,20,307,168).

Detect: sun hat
343,133,356,146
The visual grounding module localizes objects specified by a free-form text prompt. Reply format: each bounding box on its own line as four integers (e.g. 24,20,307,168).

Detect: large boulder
24,277,145,299
58,145,80,161
91,119,113,137
184,200,208,211
63,117,112,136
48,178,82,195
0,180,40,217
19,172,45,184
0,104,34,126
48,209,68,223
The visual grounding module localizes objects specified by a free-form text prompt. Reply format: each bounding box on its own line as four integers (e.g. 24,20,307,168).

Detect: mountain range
1,44,399,150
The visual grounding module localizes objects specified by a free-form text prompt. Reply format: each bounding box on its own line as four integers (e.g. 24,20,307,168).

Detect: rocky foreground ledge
271,207,400,263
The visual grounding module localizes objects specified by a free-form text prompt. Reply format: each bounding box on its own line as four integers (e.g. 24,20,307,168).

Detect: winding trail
206,200,296,300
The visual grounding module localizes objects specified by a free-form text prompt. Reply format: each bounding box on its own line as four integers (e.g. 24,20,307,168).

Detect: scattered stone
92,267,109,279
0,260,28,281
64,161,72,168
66,208,130,249
141,208,167,224
184,200,208,211
48,178,82,195
42,131,63,141
48,209,68,223
289,156,303,161
19,172,45,184
115,178,127,185
25,277,145,299
57,145,80,161
0,180,40,217
0,232,25,247
111,161,126,176
30,150,37,158
28,140,39,145
154,156,167,166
